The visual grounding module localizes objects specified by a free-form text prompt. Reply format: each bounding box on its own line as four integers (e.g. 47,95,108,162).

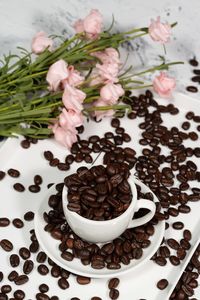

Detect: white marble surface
0,0,200,299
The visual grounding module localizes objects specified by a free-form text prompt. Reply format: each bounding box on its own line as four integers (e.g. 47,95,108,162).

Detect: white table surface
0,0,200,298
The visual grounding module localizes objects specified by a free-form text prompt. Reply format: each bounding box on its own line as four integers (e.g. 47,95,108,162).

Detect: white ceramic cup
62,175,156,243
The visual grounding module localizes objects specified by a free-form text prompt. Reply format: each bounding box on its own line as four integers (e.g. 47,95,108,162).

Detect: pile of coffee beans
44,181,158,270
65,164,132,220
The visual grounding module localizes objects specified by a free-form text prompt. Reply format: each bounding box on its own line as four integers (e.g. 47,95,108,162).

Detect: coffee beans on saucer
65,164,132,221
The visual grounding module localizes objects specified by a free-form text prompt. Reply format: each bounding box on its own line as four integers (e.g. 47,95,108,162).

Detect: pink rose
59,108,83,131
91,48,120,65
31,31,53,54
73,9,103,39
96,62,119,83
93,98,115,121
148,17,171,44
62,83,86,111
62,65,84,87
52,123,77,149
46,59,69,91
153,72,176,98
100,83,124,104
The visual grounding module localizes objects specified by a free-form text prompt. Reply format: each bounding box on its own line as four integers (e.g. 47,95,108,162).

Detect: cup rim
62,175,137,225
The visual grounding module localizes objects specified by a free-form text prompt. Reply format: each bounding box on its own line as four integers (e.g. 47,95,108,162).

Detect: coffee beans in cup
64,164,132,221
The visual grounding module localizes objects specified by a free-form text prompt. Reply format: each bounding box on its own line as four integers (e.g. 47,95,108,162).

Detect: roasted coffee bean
108,278,120,289
12,218,24,228
0,218,10,227
44,151,54,161
182,121,190,130
37,264,49,275
189,57,198,66
186,86,198,93
177,248,186,260
19,247,30,260
168,207,179,217
61,251,74,261
29,241,39,253
155,256,167,266
169,255,180,266
178,204,191,214
13,183,25,192
36,251,47,263
8,270,18,282
1,285,11,294
23,260,34,274
91,260,105,269
167,239,180,250
58,163,70,171
180,239,191,250
91,297,102,300
111,119,120,128
159,246,170,258
71,298,81,300
15,275,29,285
157,279,168,290
24,211,34,221
0,239,13,252
28,184,41,193
51,297,59,300
189,131,198,140
0,171,6,180
194,147,200,157
109,288,119,300
34,175,43,185
36,293,49,300
10,254,20,267
21,139,30,149
183,229,192,241
8,168,20,178
39,284,49,293
76,276,91,285
58,277,69,289
172,221,184,230
13,289,25,299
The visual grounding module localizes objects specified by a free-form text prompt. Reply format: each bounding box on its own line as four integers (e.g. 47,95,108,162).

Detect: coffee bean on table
182,121,190,130
23,260,34,274
28,184,41,193
58,277,69,289
0,293,8,300
155,256,167,266
39,284,49,293
10,254,20,267
167,239,180,250
76,276,91,285
19,247,30,260
172,222,184,230
0,218,10,227
0,239,13,252
8,168,20,178
34,175,43,185
12,218,24,228
24,211,34,221
8,270,18,282
108,278,120,289
20,139,30,149
0,171,5,180
111,118,120,128
189,57,198,66
169,256,180,266
186,86,198,93
109,288,119,300
36,251,47,263
13,183,25,192
44,151,54,161
51,297,59,300
36,293,50,300
183,229,192,241
1,284,12,294
13,289,25,299
37,264,49,275
91,298,102,300
15,275,29,285
29,241,39,253
157,279,169,290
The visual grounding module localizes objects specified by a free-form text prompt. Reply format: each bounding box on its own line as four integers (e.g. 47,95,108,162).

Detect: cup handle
127,198,156,229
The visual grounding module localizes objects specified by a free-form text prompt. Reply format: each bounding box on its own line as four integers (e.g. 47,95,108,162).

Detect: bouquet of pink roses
0,9,181,148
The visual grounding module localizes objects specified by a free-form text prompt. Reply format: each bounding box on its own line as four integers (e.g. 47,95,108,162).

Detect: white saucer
34,178,165,279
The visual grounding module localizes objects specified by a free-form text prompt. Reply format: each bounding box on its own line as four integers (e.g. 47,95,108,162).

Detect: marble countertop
0,0,200,298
